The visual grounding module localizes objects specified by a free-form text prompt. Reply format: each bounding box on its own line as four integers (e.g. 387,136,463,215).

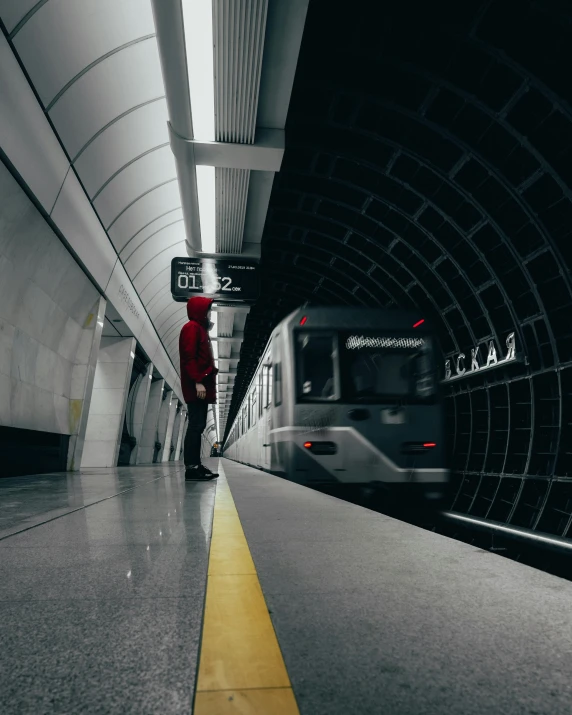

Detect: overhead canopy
2,0,308,438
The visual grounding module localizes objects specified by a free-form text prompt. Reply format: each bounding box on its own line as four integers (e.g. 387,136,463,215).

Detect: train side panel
224,307,450,501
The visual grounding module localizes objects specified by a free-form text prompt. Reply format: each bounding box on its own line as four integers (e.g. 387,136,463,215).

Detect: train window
258,372,264,417
296,333,338,401
266,364,273,408
339,331,435,403
274,363,282,406
251,388,257,425
412,351,437,399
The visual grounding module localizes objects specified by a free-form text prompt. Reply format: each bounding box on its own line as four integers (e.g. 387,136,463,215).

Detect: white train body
224,307,450,501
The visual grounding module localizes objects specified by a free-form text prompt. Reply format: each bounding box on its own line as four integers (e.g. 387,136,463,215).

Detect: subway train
224,307,450,504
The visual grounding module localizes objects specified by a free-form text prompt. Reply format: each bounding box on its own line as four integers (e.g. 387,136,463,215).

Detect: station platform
1,459,572,714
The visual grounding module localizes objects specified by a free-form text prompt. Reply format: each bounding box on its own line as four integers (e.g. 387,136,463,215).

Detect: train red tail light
303,441,337,455
413,319,425,328
402,441,437,454
300,316,308,325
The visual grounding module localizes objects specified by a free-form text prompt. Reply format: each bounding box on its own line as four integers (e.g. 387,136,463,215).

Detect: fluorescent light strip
209,310,218,336
182,0,215,142
196,165,216,253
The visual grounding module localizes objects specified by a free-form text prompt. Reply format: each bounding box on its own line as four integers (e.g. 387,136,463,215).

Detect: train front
287,308,450,506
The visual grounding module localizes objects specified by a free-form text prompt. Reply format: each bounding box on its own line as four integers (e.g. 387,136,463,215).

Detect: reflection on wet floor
0,462,218,714
0,465,189,539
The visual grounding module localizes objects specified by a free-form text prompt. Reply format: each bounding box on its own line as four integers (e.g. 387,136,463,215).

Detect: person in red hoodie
179,296,219,480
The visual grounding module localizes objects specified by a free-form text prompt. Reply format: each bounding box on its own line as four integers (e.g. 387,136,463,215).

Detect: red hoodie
179,297,218,403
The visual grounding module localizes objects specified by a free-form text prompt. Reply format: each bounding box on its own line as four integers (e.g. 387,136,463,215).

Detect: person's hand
196,383,206,400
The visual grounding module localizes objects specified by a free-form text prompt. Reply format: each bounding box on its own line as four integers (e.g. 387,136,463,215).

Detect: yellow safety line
193,467,300,715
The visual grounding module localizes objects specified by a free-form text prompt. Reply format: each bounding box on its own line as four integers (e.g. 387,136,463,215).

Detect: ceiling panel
0,0,38,34
160,315,187,346
132,240,184,295
107,181,181,252
0,32,70,214
13,0,155,106
120,209,184,262
150,299,180,333
142,276,172,312
124,221,185,276
48,37,163,158
140,267,172,306
74,98,169,195
154,301,184,333
93,145,176,227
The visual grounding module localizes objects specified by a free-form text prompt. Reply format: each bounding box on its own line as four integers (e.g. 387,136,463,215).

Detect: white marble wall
138,378,164,464
81,336,135,468
128,361,153,465
67,295,106,470
0,160,103,442
1,34,185,406
161,397,178,462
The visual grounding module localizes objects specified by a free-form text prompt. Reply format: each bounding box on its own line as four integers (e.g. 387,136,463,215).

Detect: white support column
129,362,153,465
155,388,172,462
137,377,165,464
161,394,178,462
170,405,181,461
173,408,187,461
67,295,106,470
81,337,136,468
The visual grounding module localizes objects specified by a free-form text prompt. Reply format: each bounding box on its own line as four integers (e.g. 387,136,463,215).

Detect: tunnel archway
228,0,572,534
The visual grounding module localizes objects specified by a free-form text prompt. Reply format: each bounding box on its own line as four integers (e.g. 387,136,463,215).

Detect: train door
261,360,272,469
256,370,263,467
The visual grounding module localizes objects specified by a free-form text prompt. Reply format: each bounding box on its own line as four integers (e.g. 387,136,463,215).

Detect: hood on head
186,296,214,324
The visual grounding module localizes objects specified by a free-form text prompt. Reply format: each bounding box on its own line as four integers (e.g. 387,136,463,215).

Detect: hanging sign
443,332,518,382
171,257,260,303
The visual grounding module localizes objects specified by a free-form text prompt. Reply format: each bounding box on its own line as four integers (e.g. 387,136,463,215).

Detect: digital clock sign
171,257,260,303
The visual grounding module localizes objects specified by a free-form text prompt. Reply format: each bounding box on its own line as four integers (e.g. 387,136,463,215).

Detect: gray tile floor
0,463,217,715
226,462,572,715
4,459,572,715
0,465,178,539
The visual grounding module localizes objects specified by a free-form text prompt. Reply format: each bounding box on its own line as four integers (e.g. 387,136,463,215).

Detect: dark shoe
199,464,219,478
185,466,214,481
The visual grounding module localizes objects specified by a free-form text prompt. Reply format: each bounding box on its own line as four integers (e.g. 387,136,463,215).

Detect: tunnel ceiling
228,0,572,490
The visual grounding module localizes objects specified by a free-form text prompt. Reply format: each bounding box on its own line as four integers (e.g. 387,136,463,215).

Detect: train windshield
340,332,436,403
296,333,338,400
296,331,436,403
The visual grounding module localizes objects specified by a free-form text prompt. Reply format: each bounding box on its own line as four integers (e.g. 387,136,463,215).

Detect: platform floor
1,459,572,714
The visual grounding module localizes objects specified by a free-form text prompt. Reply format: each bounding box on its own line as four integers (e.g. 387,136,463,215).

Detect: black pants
184,401,209,467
